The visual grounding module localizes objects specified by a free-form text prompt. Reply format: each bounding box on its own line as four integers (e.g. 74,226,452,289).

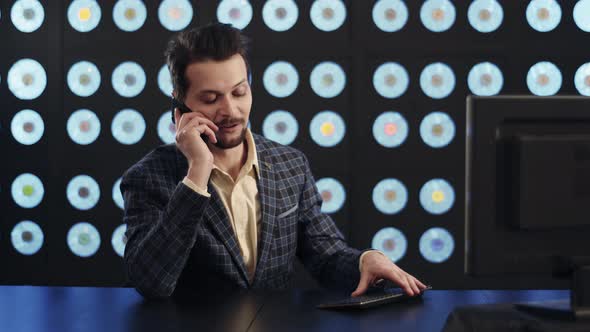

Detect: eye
233,87,247,97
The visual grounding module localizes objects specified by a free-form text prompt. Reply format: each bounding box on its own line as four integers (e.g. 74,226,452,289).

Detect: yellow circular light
78,7,92,21
432,190,445,203
320,122,335,137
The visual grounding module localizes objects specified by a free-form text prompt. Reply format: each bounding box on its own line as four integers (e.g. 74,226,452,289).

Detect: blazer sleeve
295,153,362,291
120,163,210,299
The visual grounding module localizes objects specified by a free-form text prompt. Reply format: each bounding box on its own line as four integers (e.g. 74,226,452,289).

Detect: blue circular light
263,0,298,32
372,178,408,215
420,112,455,148
158,0,193,31
467,0,503,33
310,61,346,98
420,0,456,32
373,62,409,99
67,175,100,211
11,0,44,33
420,62,455,99
113,0,147,32
262,110,298,145
526,61,562,96
526,0,561,32
263,61,299,98
11,220,44,255
67,109,101,145
158,64,173,97
8,58,47,100
111,61,146,98
419,227,454,263
574,0,590,32
467,61,503,96
217,0,253,30
11,109,44,145
310,0,347,32
372,227,407,263
67,61,101,97
111,224,127,257
111,109,146,145
575,62,590,96
372,0,408,32
112,178,124,210
316,177,346,214
67,222,101,258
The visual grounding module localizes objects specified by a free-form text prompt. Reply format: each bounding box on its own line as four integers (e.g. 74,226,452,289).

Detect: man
121,22,426,299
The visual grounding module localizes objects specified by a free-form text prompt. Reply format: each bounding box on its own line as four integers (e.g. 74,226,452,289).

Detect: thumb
351,273,371,297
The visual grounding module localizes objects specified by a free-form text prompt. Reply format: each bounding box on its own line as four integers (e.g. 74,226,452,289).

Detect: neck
208,140,247,178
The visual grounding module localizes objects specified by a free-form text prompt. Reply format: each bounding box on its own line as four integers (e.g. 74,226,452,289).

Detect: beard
213,123,247,149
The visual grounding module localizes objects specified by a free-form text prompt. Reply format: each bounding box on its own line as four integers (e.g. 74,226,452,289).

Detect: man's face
180,54,252,149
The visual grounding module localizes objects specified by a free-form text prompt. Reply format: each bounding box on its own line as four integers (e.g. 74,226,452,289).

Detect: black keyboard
317,285,432,310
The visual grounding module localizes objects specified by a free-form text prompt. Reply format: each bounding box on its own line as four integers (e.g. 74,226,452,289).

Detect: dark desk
0,286,570,332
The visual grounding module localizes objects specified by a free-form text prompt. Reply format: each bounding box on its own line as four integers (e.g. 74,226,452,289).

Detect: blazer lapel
174,145,250,285
252,146,278,286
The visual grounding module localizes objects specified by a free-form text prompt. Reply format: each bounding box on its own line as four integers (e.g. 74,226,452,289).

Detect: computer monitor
465,95,590,320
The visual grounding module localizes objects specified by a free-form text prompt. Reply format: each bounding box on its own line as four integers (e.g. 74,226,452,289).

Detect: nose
217,94,239,120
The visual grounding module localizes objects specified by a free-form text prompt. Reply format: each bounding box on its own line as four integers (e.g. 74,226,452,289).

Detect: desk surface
0,286,569,332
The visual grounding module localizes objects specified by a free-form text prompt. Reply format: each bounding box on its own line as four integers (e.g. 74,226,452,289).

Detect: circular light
111,109,146,145
68,0,102,32
263,0,298,32
420,178,455,214
11,220,44,255
372,227,407,263
467,61,503,96
11,0,45,33
372,0,408,32
158,0,193,31
67,222,101,257
67,175,100,211
316,177,346,213
111,61,146,98
111,224,127,257
419,227,454,263
158,64,173,96
420,0,456,32
67,61,101,97
574,0,590,32
467,0,503,33
11,173,44,208
420,112,455,148
112,178,124,210
11,109,44,145
262,110,298,145
526,61,562,96
217,0,253,30
372,178,408,215
310,0,347,32
113,0,147,32
420,62,455,99
263,61,299,98
310,110,346,147
372,111,408,148
8,58,47,100
373,62,409,99
157,110,176,144
526,0,561,32
309,61,346,98
67,109,101,145
575,62,590,96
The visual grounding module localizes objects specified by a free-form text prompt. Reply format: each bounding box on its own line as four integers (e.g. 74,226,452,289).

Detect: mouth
218,123,240,132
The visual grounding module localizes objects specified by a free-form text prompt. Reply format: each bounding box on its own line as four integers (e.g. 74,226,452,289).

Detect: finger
177,111,214,133
197,124,217,143
195,116,219,131
351,273,371,297
406,274,421,296
414,277,428,290
174,108,180,127
183,115,217,137
386,270,412,296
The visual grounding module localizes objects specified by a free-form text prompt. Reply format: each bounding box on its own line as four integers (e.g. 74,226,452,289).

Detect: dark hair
164,22,251,102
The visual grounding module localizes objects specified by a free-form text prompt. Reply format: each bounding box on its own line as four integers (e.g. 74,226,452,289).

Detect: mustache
216,119,243,127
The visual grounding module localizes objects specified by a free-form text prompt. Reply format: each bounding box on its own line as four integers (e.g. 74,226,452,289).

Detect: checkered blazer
121,133,362,299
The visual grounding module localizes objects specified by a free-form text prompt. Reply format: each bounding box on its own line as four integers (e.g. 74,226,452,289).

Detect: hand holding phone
172,98,210,142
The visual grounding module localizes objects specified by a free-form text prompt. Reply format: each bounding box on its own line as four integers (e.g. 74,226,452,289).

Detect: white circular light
217,0,253,30
574,0,590,32
111,109,146,145
68,0,102,32
309,110,346,147
420,227,454,263
526,61,562,96
309,61,346,98
467,61,503,96
8,58,47,100
113,0,147,32
158,0,193,31
112,178,124,210
111,61,146,98
372,178,408,215
158,64,173,97
263,0,299,32
11,220,44,255
67,222,101,258
316,177,346,214
310,0,347,32
467,0,503,33
67,61,101,97
372,0,408,32
373,62,409,99
372,111,408,148
157,110,176,144
420,0,456,32
575,62,590,96
526,0,561,32
420,112,455,148
111,224,127,257
262,110,298,145
263,61,299,98
67,109,101,145
420,62,455,99
11,173,44,209
11,109,44,145
11,0,45,33
67,175,100,211
372,227,407,263
419,178,455,214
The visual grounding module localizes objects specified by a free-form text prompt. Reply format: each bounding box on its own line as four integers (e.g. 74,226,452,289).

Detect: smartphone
171,97,209,142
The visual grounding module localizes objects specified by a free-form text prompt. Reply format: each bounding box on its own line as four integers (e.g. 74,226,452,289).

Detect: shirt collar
212,127,259,179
